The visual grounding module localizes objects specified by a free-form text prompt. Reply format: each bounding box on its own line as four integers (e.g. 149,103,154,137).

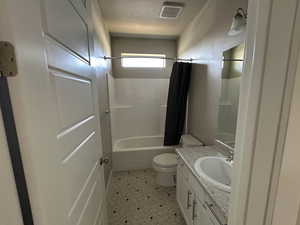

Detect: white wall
178,0,248,145
271,54,300,225
0,0,25,223
109,78,169,144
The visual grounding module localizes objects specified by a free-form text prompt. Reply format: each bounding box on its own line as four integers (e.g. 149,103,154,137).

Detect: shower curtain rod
102,56,244,62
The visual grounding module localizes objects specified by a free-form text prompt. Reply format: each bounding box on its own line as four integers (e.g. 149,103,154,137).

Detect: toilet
152,134,203,187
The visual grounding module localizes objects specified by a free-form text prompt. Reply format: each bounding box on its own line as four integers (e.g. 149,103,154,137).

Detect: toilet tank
180,134,203,147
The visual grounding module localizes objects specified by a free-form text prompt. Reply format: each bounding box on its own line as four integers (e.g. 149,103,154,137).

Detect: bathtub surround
178,0,248,145
109,78,170,144
108,169,185,225
164,62,192,146
109,37,177,154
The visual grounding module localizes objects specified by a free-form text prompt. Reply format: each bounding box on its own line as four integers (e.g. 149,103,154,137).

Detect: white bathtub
113,136,176,171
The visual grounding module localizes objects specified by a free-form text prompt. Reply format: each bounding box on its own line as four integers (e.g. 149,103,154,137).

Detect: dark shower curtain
164,62,192,146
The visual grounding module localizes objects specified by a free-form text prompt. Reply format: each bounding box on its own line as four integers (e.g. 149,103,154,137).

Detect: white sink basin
194,157,232,193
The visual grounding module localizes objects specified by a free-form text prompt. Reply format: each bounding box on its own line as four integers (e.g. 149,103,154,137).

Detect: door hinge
0,41,17,77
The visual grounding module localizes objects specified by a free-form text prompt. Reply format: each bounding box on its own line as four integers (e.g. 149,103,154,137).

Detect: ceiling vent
160,2,184,19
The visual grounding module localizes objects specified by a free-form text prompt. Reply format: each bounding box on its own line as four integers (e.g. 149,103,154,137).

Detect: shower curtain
164,62,192,146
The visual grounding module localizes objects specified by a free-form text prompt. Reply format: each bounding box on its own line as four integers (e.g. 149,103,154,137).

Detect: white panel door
41,1,106,225
0,0,106,225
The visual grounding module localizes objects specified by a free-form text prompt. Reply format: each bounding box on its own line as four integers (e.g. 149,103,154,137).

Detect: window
121,53,166,68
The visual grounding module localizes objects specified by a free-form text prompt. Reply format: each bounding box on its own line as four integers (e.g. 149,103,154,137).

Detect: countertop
176,146,229,224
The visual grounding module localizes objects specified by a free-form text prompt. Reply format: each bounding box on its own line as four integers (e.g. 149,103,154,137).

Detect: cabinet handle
204,201,224,225
192,200,197,221
186,191,192,209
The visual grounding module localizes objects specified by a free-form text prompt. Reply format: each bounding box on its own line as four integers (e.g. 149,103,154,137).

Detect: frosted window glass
121,53,166,68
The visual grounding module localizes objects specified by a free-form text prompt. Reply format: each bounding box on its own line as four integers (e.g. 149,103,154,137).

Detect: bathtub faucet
226,149,234,162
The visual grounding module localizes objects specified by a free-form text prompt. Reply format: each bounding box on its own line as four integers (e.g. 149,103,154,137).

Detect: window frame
120,53,166,69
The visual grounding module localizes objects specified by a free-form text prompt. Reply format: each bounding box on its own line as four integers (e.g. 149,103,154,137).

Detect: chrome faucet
226,149,234,162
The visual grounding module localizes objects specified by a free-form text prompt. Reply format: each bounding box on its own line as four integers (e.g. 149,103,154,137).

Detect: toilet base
156,172,176,187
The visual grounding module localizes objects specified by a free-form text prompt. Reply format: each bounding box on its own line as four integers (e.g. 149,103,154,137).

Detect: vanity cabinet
177,158,222,225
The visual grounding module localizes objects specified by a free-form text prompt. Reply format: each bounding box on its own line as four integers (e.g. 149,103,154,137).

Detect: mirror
216,43,245,150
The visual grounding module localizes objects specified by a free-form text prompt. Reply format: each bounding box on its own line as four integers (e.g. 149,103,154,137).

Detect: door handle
99,157,110,166
186,191,192,209
192,200,197,221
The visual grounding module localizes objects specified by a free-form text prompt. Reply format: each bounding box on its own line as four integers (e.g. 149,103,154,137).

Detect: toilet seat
153,153,177,168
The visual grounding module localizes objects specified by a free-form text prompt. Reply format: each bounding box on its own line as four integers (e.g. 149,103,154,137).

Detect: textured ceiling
98,0,208,38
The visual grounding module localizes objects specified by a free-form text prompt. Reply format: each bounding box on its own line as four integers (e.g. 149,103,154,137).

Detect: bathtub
112,136,176,171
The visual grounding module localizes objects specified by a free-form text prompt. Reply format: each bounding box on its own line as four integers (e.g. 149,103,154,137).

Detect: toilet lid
153,153,177,168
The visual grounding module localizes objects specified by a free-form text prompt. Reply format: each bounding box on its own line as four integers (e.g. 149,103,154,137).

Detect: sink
194,157,232,193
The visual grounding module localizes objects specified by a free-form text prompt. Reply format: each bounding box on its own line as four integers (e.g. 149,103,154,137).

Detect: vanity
176,146,231,225
176,43,244,225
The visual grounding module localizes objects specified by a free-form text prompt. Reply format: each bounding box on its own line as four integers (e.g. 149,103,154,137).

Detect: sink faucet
226,149,234,162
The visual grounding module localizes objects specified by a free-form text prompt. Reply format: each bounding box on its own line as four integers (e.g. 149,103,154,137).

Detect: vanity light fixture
228,8,247,36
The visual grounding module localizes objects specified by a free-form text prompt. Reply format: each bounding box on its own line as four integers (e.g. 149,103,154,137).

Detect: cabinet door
177,163,193,225
193,198,218,225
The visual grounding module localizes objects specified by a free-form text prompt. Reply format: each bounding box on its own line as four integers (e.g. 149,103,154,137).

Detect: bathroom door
0,0,106,225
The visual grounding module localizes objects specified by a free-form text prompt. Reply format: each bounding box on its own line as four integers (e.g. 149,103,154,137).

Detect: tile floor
108,169,186,225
